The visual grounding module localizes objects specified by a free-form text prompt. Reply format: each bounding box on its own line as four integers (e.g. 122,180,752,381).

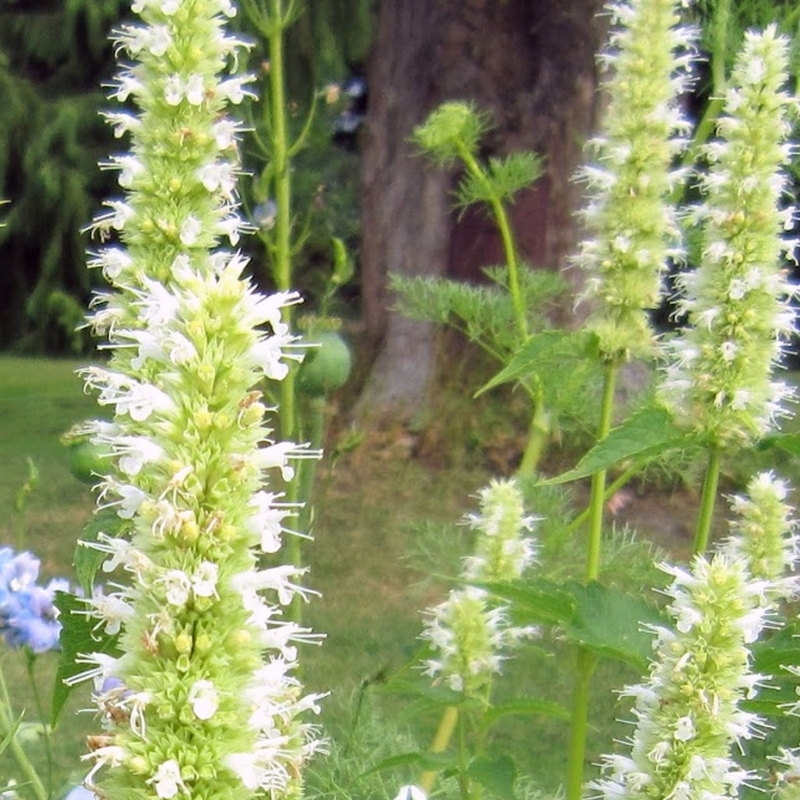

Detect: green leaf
0,712,24,757
484,697,570,726
759,432,800,459
362,750,457,777
73,509,128,595
468,754,517,799
476,577,577,626
455,151,542,208
52,591,121,726
542,406,692,485
745,626,800,716
331,236,354,286
476,330,598,396
380,668,471,715
561,580,665,671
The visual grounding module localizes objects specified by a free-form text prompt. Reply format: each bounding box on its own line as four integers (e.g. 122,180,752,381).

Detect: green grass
0,357,102,796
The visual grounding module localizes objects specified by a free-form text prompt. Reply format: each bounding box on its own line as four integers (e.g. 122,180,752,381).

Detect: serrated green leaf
484,697,570,726
561,581,665,671
73,509,128,595
52,591,121,726
476,330,599,396
468,754,517,799
542,406,692,486
476,577,577,626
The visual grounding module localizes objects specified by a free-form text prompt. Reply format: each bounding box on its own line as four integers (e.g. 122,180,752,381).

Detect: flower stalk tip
575,0,695,361
660,26,798,447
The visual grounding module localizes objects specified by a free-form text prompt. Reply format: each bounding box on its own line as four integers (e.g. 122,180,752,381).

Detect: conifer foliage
0,0,128,352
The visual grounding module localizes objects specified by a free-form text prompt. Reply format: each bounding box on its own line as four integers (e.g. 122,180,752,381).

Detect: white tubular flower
75,0,322,797
660,27,798,447
420,480,538,698
574,0,695,360
592,474,798,800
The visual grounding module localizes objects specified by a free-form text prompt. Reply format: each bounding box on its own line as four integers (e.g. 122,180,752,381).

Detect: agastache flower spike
660,27,798,446
574,0,694,360
420,480,538,697
591,472,798,800
75,0,322,797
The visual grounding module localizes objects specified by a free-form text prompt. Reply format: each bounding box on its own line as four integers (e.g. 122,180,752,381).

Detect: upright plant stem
25,653,52,798
693,445,722,555
264,1,303,620
566,649,597,800
458,147,555,475
0,659,47,800
566,360,618,800
586,360,619,582
418,705,460,795
458,148,528,341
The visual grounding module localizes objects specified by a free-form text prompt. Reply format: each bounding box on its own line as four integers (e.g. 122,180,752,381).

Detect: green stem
710,0,731,97
566,649,597,800
0,657,47,800
586,361,619,582
261,0,306,623
517,386,549,477
567,462,639,535
458,710,471,800
25,651,52,799
693,446,722,555
418,705,460,795
456,146,553,474
266,0,293,299
458,147,528,342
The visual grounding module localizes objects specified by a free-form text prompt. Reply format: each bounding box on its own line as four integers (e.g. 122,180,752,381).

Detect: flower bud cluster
591,471,797,800
420,480,538,697
74,1,323,797
574,0,694,360
661,27,798,447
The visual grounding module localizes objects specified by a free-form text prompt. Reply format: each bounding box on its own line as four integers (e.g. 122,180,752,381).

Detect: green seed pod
297,331,353,396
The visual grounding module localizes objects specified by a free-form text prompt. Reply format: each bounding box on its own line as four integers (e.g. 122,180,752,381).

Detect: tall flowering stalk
73,0,323,796
591,471,797,800
575,0,694,585
660,26,798,553
569,3,693,797
413,479,538,798
575,0,693,365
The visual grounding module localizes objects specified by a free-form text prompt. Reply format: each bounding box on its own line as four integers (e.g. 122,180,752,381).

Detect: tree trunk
357,0,606,419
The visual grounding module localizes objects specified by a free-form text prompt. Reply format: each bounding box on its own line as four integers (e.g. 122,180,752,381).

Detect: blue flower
0,549,68,653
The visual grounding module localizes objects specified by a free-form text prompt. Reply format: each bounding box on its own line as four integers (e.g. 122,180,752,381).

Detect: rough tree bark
357,0,606,419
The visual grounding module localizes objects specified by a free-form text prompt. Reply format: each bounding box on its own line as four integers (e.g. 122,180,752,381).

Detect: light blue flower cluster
0,547,68,653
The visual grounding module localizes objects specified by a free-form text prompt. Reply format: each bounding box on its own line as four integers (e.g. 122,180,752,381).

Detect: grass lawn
5,354,791,799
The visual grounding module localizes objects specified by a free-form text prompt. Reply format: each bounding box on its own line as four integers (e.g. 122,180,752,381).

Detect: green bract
412,101,489,166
